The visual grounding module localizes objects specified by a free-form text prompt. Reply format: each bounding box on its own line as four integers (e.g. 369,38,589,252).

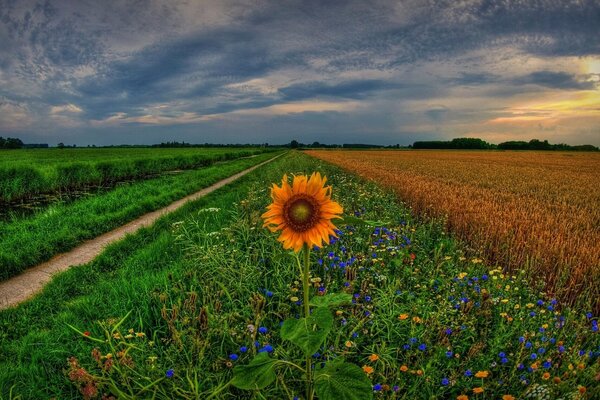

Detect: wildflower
258,345,274,353
369,354,379,362
345,341,353,348
229,354,239,361
290,296,299,302
457,396,469,400
262,173,343,252
441,378,450,386
83,331,91,337
464,369,473,377
240,346,248,353
362,365,374,374
418,343,427,351
412,316,422,323
474,371,489,378
166,369,174,378
542,372,550,380
258,326,268,334
446,351,454,358
398,314,409,320
472,387,484,394
445,328,453,335
400,365,408,372
502,396,515,400
373,384,382,391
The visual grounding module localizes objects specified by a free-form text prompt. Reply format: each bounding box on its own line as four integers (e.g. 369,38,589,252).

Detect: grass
0,147,273,203
306,149,600,313
0,151,280,281
0,151,597,399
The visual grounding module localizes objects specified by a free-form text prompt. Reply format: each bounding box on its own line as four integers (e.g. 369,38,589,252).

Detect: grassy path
0,153,283,310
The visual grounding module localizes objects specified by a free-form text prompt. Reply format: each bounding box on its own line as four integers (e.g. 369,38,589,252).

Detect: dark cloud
0,0,598,145
511,71,596,90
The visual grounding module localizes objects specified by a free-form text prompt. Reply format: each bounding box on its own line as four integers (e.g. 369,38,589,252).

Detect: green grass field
0,147,273,203
0,151,597,399
0,151,280,281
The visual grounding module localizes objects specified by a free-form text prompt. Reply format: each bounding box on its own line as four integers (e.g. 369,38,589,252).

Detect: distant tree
1,137,24,149
57,142,65,149
290,140,299,149
312,141,321,148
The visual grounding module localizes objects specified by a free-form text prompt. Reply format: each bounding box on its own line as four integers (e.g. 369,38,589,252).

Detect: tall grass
0,152,279,281
306,150,600,312
0,148,272,203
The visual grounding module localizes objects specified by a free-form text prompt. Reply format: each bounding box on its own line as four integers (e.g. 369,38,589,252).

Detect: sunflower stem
302,243,314,400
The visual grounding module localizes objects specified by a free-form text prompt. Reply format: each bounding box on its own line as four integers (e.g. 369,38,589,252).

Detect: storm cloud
0,0,598,145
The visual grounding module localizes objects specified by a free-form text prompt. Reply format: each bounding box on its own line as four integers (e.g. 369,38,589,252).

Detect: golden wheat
306,150,600,311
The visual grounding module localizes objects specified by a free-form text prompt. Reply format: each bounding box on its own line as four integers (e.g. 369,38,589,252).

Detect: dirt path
0,153,282,310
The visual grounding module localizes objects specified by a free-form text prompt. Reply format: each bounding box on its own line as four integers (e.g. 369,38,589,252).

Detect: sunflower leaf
309,293,353,308
314,359,374,400
281,306,333,356
231,352,277,390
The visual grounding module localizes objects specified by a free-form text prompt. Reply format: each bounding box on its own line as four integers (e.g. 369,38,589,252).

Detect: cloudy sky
0,0,599,146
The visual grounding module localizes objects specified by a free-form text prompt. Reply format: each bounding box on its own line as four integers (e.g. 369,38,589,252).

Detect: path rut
0,153,282,310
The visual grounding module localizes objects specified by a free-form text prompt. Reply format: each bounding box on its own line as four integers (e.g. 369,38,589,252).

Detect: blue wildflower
373,384,382,391
418,343,427,351
240,346,248,353
166,369,174,378
229,354,239,361
258,327,268,334
446,350,453,358
464,369,473,377
441,378,449,386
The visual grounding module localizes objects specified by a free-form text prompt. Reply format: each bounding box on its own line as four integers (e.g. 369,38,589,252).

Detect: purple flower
446,351,453,358
465,369,473,377
441,378,449,386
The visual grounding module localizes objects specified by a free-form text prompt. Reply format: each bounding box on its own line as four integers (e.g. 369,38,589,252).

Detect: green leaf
310,293,353,308
281,306,333,356
314,360,374,400
231,352,277,390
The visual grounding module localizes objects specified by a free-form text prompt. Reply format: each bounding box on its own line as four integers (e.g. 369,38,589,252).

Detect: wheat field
306,150,600,312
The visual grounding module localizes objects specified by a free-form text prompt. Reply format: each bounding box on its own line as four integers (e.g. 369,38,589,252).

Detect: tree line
412,138,598,151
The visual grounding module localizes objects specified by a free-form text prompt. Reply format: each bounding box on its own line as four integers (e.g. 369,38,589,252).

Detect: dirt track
0,153,282,310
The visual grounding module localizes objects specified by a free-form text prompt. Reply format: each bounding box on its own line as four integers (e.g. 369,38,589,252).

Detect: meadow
305,150,600,313
0,151,279,281
0,147,271,203
0,151,597,399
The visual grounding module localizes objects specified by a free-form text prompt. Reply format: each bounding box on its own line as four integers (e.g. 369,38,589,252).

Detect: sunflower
262,172,343,252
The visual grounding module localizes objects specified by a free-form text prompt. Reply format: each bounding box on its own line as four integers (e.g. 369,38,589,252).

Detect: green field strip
0,151,281,281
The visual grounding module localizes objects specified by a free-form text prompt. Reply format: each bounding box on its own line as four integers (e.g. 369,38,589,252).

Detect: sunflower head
262,172,343,252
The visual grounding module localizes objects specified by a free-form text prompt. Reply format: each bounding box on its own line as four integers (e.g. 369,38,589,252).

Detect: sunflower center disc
284,196,319,232
290,199,313,223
